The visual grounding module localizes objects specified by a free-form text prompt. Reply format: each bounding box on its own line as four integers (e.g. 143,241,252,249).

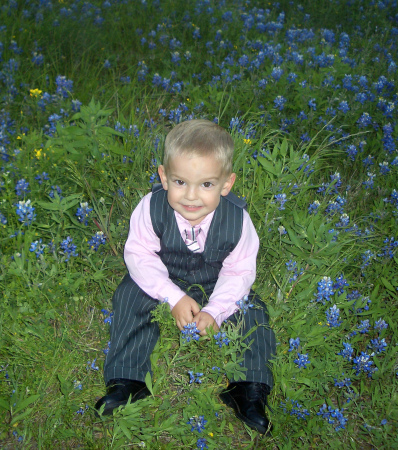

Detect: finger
191,301,200,315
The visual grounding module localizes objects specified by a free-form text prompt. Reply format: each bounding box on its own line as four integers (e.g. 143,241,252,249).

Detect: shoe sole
219,391,269,435
95,389,150,417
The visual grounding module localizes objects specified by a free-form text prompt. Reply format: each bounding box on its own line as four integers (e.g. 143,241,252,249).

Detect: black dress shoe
95,378,150,416
220,382,271,434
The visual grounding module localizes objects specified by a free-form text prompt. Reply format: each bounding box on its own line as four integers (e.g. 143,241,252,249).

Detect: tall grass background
0,0,397,448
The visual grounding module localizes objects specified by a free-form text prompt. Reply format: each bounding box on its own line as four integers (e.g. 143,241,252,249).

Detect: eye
202,182,213,188
175,180,185,186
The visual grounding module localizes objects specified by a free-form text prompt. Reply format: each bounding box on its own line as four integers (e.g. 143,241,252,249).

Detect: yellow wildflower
30,88,42,98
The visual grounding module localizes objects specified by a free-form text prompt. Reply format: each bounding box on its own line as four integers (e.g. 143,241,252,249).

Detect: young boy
95,119,276,434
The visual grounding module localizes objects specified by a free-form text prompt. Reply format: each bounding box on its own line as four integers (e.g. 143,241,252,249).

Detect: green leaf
381,277,395,292
145,372,153,396
13,394,40,414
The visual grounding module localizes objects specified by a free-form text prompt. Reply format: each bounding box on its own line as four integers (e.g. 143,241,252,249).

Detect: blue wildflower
76,202,93,225
60,236,78,262
213,332,230,348
236,295,253,314
338,343,353,360
288,337,300,352
88,231,107,251
15,200,36,226
353,351,378,378
294,353,311,369
181,322,201,343
188,371,203,384
317,404,348,431
187,415,207,433
326,304,342,328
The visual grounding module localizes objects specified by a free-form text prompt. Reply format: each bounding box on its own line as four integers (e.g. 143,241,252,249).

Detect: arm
199,210,259,328
124,194,200,330
124,193,187,308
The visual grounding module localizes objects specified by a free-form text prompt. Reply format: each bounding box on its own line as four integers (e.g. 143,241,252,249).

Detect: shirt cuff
201,302,239,328
156,282,186,309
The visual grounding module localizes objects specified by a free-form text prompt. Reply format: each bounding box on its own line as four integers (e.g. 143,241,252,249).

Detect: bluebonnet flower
308,98,316,110
101,309,114,324
187,415,207,433
368,338,387,354
213,332,230,348
102,341,111,355
326,305,342,327
363,172,376,189
88,231,107,251
103,59,111,68
356,112,372,128
196,438,208,449
271,66,284,81
87,359,99,371
188,371,203,384
274,193,287,210
294,353,311,369
379,162,390,175
308,200,320,215
49,185,62,199
76,405,89,415
181,322,201,343
315,276,335,304
288,337,300,352
334,377,351,388
286,260,297,271
74,380,83,390
35,172,50,185
362,155,374,167
0,212,6,225
378,237,398,259
72,99,82,112
317,404,348,431
60,236,78,262
338,342,353,360
346,144,357,161
56,75,73,98
278,225,287,235
29,239,46,258
333,274,349,294
236,295,253,314
374,318,388,331
76,202,93,225
336,214,350,227
361,250,375,269
280,398,310,420
357,319,370,334
15,178,30,196
287,72,298,83
15,200,36,226
274,95,287,111
353,351,378,377
337,101,350,113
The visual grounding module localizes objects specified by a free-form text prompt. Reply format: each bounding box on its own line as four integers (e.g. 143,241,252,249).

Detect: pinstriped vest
150,185,246,294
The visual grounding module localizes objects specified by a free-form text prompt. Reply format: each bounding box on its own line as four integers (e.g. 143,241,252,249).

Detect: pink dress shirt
124,192,259,327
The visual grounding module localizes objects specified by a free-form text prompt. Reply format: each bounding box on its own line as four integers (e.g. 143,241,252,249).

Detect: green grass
0,0,397,448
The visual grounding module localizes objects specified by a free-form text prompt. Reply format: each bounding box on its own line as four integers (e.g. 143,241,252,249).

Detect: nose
185,185,197,201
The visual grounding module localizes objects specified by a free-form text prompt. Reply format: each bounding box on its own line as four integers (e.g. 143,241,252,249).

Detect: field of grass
0,0,397,448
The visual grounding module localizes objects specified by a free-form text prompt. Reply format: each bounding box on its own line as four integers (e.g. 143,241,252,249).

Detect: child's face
158,153,236,226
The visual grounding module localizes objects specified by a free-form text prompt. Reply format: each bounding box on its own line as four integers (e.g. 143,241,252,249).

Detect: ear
221,172,236,196
158,165,169,190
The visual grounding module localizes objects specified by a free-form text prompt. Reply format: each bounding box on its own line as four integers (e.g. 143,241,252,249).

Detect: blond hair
163,119,234,175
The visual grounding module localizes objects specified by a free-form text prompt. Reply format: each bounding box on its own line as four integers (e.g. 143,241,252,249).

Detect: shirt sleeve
124,193,186,308
201,209,259,327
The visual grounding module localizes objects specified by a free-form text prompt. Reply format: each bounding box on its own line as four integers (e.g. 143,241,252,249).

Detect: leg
228,290,276,388
220,290,276,434
104,273,160,383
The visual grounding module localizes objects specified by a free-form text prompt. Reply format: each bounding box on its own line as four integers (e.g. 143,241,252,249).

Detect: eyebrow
169,173,221,182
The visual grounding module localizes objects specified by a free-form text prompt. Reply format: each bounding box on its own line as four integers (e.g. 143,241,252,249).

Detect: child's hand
192,311,219,336
171,295,200,331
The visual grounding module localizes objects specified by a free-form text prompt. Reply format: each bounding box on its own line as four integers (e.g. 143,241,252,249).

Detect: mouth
182,205,202,212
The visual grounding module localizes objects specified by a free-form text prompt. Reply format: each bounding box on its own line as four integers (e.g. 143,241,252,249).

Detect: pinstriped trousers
104,274,276,389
